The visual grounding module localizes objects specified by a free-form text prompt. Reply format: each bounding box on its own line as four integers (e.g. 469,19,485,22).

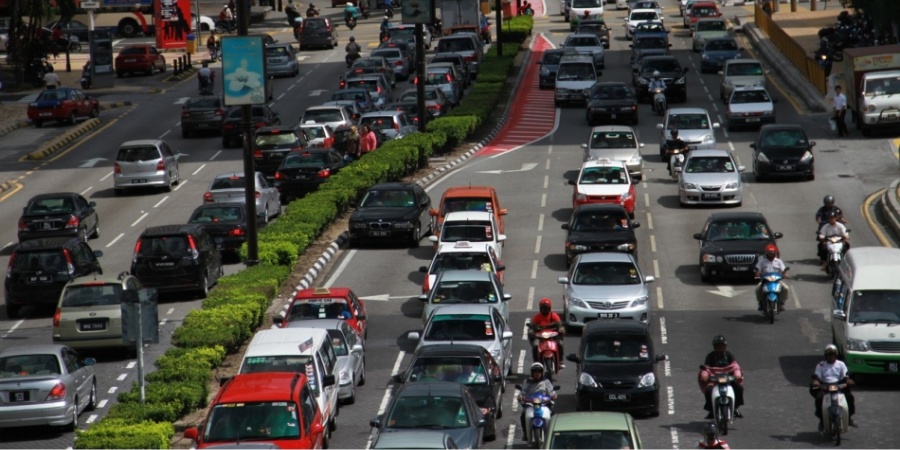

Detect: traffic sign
81,1,101,9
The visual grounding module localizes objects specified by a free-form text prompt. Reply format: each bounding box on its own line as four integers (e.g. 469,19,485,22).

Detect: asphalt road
2,0,900,449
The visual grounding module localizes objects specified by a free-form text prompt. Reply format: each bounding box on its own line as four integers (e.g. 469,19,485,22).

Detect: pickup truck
833,45,900,137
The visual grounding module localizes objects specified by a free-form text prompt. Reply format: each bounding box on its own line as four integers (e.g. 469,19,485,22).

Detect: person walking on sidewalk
360,125,377,155
833,85,849,137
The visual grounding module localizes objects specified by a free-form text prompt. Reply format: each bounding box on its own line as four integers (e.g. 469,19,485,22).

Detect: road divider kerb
0,119,31,139
879,179,900,245
25,118,102,160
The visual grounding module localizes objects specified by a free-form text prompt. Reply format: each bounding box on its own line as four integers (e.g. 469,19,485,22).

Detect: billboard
221,35,268,106
154,0,192,50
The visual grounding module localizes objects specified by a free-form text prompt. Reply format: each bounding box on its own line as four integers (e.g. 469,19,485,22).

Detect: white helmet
652,70,661,79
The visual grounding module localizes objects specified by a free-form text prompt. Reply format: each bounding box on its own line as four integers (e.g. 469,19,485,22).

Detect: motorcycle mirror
553,385,561,390
514,384,523,391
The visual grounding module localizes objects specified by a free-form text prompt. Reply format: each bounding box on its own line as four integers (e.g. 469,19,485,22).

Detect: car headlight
724,182,738,189
393,222,414,229
617,242,636,252
350,222,368,229
575,193,587,201
628,153,642,164
757,152,770,163
579,372,598,388
847,338,869,352
638,78,649,85
567,243,589,251
557,88,569,94
490,348,502,362
702,53,710,60
682,182,698,190
675,76,686,85
800,150,813,162
630,296,649,308
637,372,656,388
541,67,550,76
620,191,632,201
701,254,723,263
339,369,352,385
702,134,714,143
867,104,876,113
567,296,588,309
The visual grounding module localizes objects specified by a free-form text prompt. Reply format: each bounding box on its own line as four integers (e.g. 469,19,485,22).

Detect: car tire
358,358,366,386
68,111,78,125
408,223,420,248
162,178,172,193
86,379,97,411
808,172,815,181
91,222,100,239
198,273,209,299
344,384,356,405
160,62,167,73
64,402,78,432
261,204,270,224
89,106,99,119
33,120,43,128
700,270,711,283
182,128,190,139
5,303,19,319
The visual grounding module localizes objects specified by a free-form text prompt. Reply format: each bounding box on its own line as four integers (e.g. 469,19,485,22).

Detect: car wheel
89,106,99,119
358,358,366,386
261,204,270,224
160,61,167,73
91,222,100,239
700,270,711,283
408,223,420,248
64,402,78,432
496,396,503,419
344,384,356,405
162,177,172,193
6,303,19,319
182,128,190,139
86,379,97,411
68,111,78,125
808,172,816,181
198,273,209,299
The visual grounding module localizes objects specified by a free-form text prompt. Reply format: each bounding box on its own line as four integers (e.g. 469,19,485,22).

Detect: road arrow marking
308,89,326,96
477,163,538,175
359,294,418,301
79,157,107,168
707,285,747,298
173,97,190,105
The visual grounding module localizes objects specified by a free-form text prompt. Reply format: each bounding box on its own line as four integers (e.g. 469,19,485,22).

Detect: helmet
765,243,778,256
349,36,355,42
384,15,390,20
824,344,839,356
346,2,352,5
704,422,719,439
824,195,835,207
530,362,545,373
539,298,552,308
712,335,727,347
652,70,661,78
670,128,679,137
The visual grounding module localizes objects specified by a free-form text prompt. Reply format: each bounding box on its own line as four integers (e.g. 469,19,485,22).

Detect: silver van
555,53,597,106
113,140,181,195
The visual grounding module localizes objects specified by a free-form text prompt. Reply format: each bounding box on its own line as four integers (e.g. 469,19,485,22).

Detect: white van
831,247,900,376
239,328,340,435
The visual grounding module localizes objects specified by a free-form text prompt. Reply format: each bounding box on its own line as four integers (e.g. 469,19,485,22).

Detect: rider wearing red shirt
528,298,565,367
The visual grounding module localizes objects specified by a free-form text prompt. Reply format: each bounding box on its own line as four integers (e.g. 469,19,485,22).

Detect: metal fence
754,3,827,94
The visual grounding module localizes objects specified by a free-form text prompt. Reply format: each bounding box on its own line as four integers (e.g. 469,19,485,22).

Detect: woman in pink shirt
360,125,377,154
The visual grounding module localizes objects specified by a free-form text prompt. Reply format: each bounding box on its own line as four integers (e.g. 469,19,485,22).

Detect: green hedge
75,420,173,449
501,15,534,44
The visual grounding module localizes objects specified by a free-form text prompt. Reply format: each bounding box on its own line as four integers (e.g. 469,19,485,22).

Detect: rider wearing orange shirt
528,298,565,368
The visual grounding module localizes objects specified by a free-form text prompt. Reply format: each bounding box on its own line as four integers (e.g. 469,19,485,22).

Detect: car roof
590,124,636,132
688,149,732,157
583,319,650,336
360,111,404,118
15,237,81,251
732,85,768,92
293,286,353,300
573,203,630,215
667,107,710,115
758,124,805,132
120,139,163,147
443,211,493,222
442,186,497,198
550,412,634,431
575,252,635,263
630,8,659,14
285,318,349,332
0,344,67,357
582,159,628,169
28,192,79,201
140,224,204,237
706,211,768,222
434,269,494,282
566,33,601,40
726,58,761,64
436,240,493,254
372,430,453,449
412,343,488,358
67,272,133,287
245,328,329,356
640,55,679,62
305,105,344,111
257,125,299,133
370,181,418,190
217,372,308,403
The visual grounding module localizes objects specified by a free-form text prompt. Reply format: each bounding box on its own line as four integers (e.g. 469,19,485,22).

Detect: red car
273,287,368,339
27,87,100,127
183,372,326,449
570,159,637,218
115,44,166,77
688,2,722,31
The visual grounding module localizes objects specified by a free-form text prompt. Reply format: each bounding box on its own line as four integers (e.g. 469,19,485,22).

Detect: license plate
41,222,55,230
370,231,389,237
215,237,224,243
216,244,224,250
125,58,136,62
611,114,617,119
733,266,749,271
268,152,285,160
889,362,899,373
9,391,29,402
598,313,620,319
777,165,795,171
27,275,51,282
79,321,107,331
153,262,175,268
131,179,148,184
688,145,698,150
745,117,760,122
268,58,280,63
296,174,309,180
40,112,52,117
701,193,719,199
605,393,630,401
885,113,899,120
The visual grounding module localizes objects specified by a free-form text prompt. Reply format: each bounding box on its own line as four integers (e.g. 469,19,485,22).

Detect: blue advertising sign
220,35,268,106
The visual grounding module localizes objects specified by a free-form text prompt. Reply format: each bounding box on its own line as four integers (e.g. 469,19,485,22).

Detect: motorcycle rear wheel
543,356,556,381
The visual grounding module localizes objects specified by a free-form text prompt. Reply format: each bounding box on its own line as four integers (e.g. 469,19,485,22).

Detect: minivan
240,328,340,436
435,34,484,79
831,247,900,376
555,54,597,106
113,140,181,196
130,224,224,298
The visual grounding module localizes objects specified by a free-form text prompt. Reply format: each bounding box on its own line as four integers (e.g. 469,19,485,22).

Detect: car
331,87,377,113
566,320,665,416
631,20,669,44
114,44,166,77
418,264,510,324
400,86,452,117
555,52,598,107
264,42,299,78
416,64,463,106
381,37,419,67
300,123,336,148
0,345,97,430
561,33,605,70
369,381,488,448
384,102,435,127
632,55,689,103
569,159,637,218
568,0,605,29
429,210,506,258
546,411,644,449
45,19,91,42
273,148,347,202
17,193,99,243
298,17,338,50
750,124,816,181
725,85,776,131
558,252,654,329
429,185,508,239
371,47,411,81
274,286,368,339
130,224,224,297
625,9,662,40
27,87,99,127
431,52,472,87
358,110,418,140
286,319,366,404
322,99,364,122
630,0,663,17
676,149,744,207
686,1,722,32
582,125,644,180
221,105,281,148
252,125,309,177
434,34,484,77
387,22,433,49
692,17,729,52
537,49,565,89
4,237,103,318
719,58,767,102
187,203,251,256
585,83,639,127
699,37,742,74
656,107,719,157
180,96,226,138
392,344,505,440
203,172,282,224
576,19,611,49
629,35,671,68
300,105,355,130
693,212,783,282
52,272,154,351
113,139,181,195
344,74,393,110
563,204,639,267
348,182,432,247
345,56,395,87
445,26,489,47
420,239,504,290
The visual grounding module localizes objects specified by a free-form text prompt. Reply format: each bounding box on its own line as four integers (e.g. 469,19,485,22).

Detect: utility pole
237,0,260,266
415,23,427,133
495,0,502,56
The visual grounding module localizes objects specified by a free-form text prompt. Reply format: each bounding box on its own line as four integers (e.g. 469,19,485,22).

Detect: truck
833,45,900,137
439,0,481,31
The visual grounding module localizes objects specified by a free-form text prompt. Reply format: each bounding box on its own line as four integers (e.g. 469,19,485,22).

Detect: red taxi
27,87,99,127
429,186,508,239
114,44,166,77
273,287,368,339
570,159,637,218
184,372,326,449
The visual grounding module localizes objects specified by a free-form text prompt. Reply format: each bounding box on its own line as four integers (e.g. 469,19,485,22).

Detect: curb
164,66,198,83
0,120,31,139
25,118,102,160
880,178,900,239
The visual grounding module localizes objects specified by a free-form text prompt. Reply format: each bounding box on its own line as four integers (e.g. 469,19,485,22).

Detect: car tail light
255,191,261,199
65,215,80,229
394,121,400,131
354,69,364,73
463,55,475,63
631,105,637,111
253,149,263,158
156,160,166,172
445,73,452,82
339,81,346,88
62,249,75,275
412,76,418,84
215,109,225,117
274,171,285,180
427,104,441,112
377,86,382,94
133,239,142,255
46,383,66,401
114,162,121,174
291,145,305,152
324,137,334,148
53,308,61,328
181,111,190,119
203,192,214,202
317,168,331,178
17,219,26,231
224,122,235,130
255,122,266,129
229,227,245,237
395,60,403,66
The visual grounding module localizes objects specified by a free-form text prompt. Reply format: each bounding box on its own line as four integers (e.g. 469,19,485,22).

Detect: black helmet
712,335,727,347
823,195,835,207
704,422,719,439
349,36,355,42
670,128,679,137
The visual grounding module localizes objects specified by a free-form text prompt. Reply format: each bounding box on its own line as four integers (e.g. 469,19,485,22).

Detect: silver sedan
203,171,282,224
676,149,744,207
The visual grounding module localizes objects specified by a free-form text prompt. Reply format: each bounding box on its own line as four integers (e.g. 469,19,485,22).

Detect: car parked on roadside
286,319,366,404
114,44,166,77
358,110,418,141
203,172,282,224
274,286,368,339
538,48,565,89
113,139,181,195
676,149,744,207
180,96,226,138
27,87,99,127
750,124,816,181
400,86,452,117
18,193,99,243
130,224,223,298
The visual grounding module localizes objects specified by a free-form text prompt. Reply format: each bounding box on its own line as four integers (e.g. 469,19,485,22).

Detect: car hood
681,172,740,186
587,148,639,162
756,145,811,157
700,239,769,254
673,129,712,142
566,283,647,300
335,355,355,377
352,207,419,222
566,229,636,247
695,30,729,40
723,75,765,87
578,184,630,196
634,48,669,59
703,50,740,59
729,102,773,114
379,428,479,449
580,360,654,379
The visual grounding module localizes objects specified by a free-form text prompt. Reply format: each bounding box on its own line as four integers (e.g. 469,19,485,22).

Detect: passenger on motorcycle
664,128,688,172
197,63,214,91
817,211,850,269
648,71,667,111
811,344,856,431
815,195,847,231
700,336,744,419
380,16,392,40
529,298,565,367
307,3,320,17
344,2,360,21
754,243,789,312
698,422,731,449
518,363,557,442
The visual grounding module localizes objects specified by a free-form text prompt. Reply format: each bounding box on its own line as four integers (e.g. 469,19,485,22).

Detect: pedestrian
833,85,849,137
360,125,377,154
345,125,361,160
43,65,61,89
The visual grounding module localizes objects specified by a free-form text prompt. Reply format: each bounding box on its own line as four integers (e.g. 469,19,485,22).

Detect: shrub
75,419,174,449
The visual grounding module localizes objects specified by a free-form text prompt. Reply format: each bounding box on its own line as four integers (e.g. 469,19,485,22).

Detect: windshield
0,354,60,377
385,395,469,429
431,280,497,304
303,110,342,123
666,113,709,130
684,156,736,173
549,430,635,449
591,131,636,148
255,133,297,148
190,206,245,223
203,401,301,442
849,290,900,324
61,283,122,307
240,355,312,374
26,196,74,215
697,20,726,31
705,39,738,51
441,221,494,242
634,37,666,48
863,77,900,96
431,252,493,274
283,152,328,168
578,166,627,184
285,298,350,321
557,63,595,81
137,235,191,258
117,146,159,162
582,334,651,362
265,46,290,57
425,314,495,340
573,0,601,7
641,59,682,74
371,49,400,60
210,175,246,190
726,62,763,76
731,89,771,104
361,116,396,130
705,220,771,241
759,129,809,147
571,211,629,232
360,189,415,207
571,261,641,285
332,90,367,102
542,52,563,65
635,23,665,33
408,356,490,385
631,11,657,21
443,197,494,214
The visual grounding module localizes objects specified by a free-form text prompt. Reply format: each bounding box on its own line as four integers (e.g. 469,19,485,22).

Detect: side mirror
407,331,421,340
497,264,506,271
656,123,664,130
311,423,325,435
645,276,656,283
718,70,724,76
184,428,199,441
566,353,580,363
356,314,366,320
683,67,689,74
558,276,570,284
693,233,703,240
581,143,588,149
773,232,784,239
499,208,508,216
675,166,683,173
88,201,97,207
567,179,576,185
273,315,285,326
419,266,428,273
94,250,104,258
631,178,639,184
428,235,439,243
749,143,756,149
639,142,645,148
83,357,96,366
501,330,514,340
656,354,667,362
561,223,571,230
352,344,364,353
712,122,721,129
514,383,523,391
322,374,336,387
810,141,817,148
417,294,428,302
632,221,641,228
497,234,507,242
773,98,779,103
737,165,746,173
629,44,634,48
502,293,512,301
391,373,404,383
369,418,382,428
833,309,847,321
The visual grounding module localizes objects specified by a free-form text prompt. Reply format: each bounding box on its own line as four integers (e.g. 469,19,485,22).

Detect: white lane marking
653,259,660,279
116,373,127,381
166,308,175,315
159,319,168,326
748,190,757,205
522,320,531,341
545,158,551,170
534,235,541,254
527,286,535,310
659,317,668,344
192,164,207,176
657,286,664,309
80,186,92,196
159,130,170,139
97,399,108,409
530,260,538,280
325,249,358,287
131,212,148,227
391,351,405,377
106,233,125,248
647,212,654,230
792,283,801,309
712,102,719,112
703,85,709,95
650,235,657,253
548,144,553,155
644,192,650,208
100,171,113,181
507,425,517,448
541,193,546,208
126,362,136,369
108,387,117,394
210,150,222,161
0,320,24,339
543,175,548,189
664,358,671,377
86,414,98,424
153,196,168,208
538,213,544,232
670,426,680,447
667,386,676,415
277,92,286,100
173,179,187,191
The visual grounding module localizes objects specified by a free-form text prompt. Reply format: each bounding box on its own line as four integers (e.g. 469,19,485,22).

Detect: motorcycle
669,147,685,180
651,87,667,116
528,324,561,381
346,16,357,30
758,271,786,324
385,6,394,18
199,72,215,95
698,362,742,436
80,63,92,90
345,52,361,68
822,231,849,278
361,3,370,19
214,19,233,34
515,384,559,449
821,382,849,445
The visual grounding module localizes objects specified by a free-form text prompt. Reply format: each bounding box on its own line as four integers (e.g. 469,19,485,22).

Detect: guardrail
754,3,827,94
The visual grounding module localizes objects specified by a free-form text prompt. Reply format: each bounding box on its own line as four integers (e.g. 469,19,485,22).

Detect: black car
221,105,281,148
750,124,816,181
345,56,395,86
576,19,611,49
348,182,432,247
693,212,783,283
632,55,689,103
18,192,100,243
298,17,338,50
629,36,671,67
392,344,504,441
187,203,250,256
252,125,308,177
538,49,564,90
5,237,103,318
130,224,224,298
385,102,435,127
567,320,666,416
585,82,639,126
562,204,640,266
273,148,347,202
181,96,226,138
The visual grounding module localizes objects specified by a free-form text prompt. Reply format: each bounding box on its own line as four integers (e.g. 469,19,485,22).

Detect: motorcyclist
648,70,667,111
700,335,744,419
815,195,847,231
817,211,850,269
197,62,214,92
380,16,392,41
345,36,362,67
664,128,688,172
306,3,320,17
218,4,234,33
698,422,731,449
811,344,856,431
518,362,557,442
344,2,360,22
284,0,300,26
753,243,790,312
206,31,219,61
384,0,394,17
528,298,565,368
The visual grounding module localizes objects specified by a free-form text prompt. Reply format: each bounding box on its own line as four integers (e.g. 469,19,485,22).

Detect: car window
190,205,244,223
360,189,414,207
441,221,494,242
117,146,160,162
542,51,563,65
730,89,771,104
26,196,74,214
631,11,657,21
303,109,342,123
283,152,328,168
557,63,595,81
360,116,395,130
265,46,290,57
571,261,642,285
62,283,123,307
211,175,246,190
590,85,634,101
437,38,474,53
137,235,190,257
11,250,63,272
579,166,627,184
726,62,763,76
431,280,497,304
705,220,770,241
386,395,469,428
706,39,737,51
590,131,637,148
300,385,316,435
583,334,651,362
666,113,709,130
641,59,682,73
408,356,489,385
256,132,298,147
0,354,60,377
120,47,144,55
698,20,726,31
432,252,493,274
550,430,635,449
571,211,629,232
760,129,808,147
684,156,735,173
203,401,301,441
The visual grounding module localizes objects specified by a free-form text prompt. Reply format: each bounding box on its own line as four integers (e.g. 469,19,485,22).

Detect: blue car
700,37,742,74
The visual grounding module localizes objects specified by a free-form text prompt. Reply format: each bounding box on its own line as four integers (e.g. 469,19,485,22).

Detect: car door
415,186,432,230
491,308,512,375
343,324,364,383
256,173,279,216
63,347,91,412
74,194,97,235
160,141,179,180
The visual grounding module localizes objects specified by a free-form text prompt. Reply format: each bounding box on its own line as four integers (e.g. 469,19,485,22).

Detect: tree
6,0,77,81
847,0,900,40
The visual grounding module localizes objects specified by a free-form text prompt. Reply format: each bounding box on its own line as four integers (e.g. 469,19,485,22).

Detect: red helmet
539,298,552,309
764,243,778,255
